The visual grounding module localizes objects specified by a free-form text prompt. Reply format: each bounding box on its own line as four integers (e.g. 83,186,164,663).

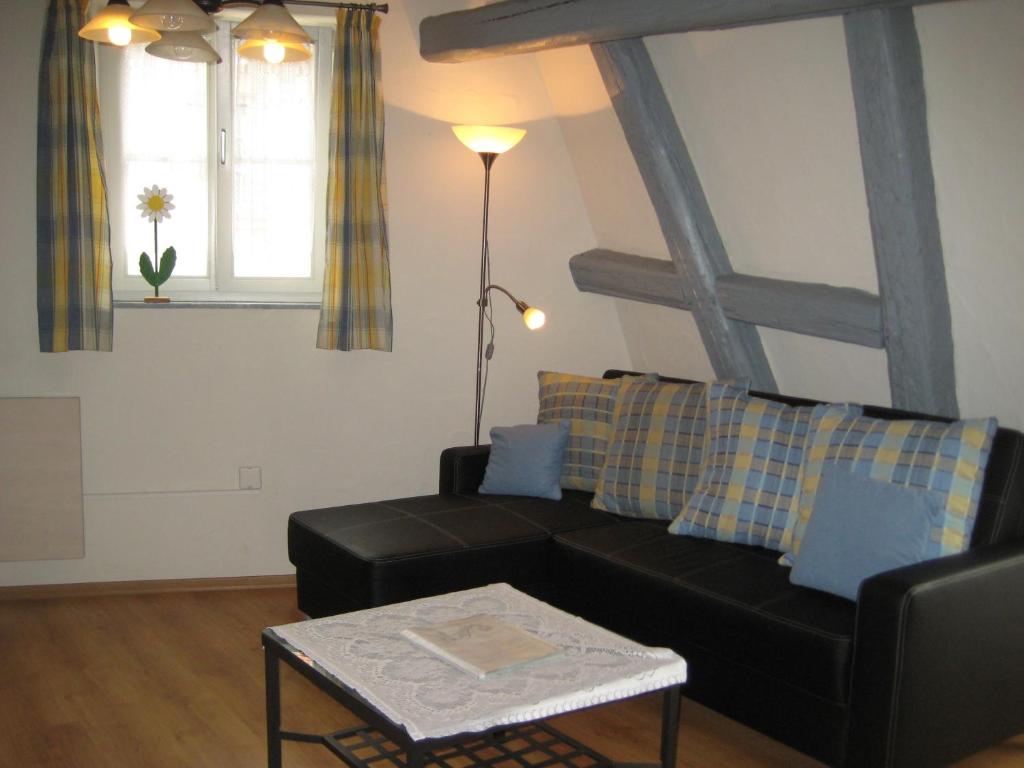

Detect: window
97,21,334,302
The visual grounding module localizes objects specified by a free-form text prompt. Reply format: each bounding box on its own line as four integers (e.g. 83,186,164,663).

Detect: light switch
239,466,262,491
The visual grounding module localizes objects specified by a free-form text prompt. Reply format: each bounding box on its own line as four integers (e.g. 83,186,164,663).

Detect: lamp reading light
79,0,160,47
523,306,546,330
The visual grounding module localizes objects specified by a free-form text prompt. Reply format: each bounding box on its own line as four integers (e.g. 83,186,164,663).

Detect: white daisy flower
137,185,175,223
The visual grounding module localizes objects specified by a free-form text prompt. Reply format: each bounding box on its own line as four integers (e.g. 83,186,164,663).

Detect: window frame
97,20,334,304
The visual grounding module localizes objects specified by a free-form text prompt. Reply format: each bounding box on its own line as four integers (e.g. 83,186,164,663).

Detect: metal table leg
659,686,681,768
266,648,282,768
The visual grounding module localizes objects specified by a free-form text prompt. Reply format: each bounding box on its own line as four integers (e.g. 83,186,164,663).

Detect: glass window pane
231,40,316,278
120,46,210,277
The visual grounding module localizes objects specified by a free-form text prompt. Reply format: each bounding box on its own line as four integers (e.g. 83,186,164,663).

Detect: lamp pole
474,152,497,446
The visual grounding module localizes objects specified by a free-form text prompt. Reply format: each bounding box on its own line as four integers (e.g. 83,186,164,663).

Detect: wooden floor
0,587,1021,768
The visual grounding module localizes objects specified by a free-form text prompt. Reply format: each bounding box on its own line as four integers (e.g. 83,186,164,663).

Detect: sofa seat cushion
553,522,856,703
289,490,616,614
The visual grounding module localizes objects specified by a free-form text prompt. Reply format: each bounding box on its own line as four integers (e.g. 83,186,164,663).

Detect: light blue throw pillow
789,463,945,600
478,422,571,500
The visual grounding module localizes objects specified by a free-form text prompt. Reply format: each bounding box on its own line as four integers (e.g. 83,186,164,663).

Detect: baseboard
0,574,297,601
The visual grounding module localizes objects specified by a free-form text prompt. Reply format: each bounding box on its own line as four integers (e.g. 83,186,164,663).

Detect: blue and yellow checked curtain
317,9,392,352
37,0,113,353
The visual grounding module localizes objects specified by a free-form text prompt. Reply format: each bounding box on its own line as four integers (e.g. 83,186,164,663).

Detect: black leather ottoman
289,490,618,618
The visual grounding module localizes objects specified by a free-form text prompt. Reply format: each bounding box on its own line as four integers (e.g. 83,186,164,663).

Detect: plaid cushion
668,382,845,550
537,372,630,492
592,379,706,520
781,407,998,561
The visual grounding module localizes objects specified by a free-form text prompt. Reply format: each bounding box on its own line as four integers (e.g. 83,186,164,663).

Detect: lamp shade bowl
231,0,313,45
131,0,215,33
452,125,527,155
147,31,222,63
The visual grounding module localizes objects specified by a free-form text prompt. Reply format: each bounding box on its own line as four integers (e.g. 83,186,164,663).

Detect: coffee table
263,583,687,768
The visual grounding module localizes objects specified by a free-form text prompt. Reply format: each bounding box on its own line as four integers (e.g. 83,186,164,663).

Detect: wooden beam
569,249,691,310
845,8,958,416
591,39,776,390
570,249,884,347
716,274,883,348
420,0,948,63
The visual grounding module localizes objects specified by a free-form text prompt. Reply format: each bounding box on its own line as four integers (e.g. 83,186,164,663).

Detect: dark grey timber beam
569,249,692,311
591,40,776,390
845,8,958,416
421,0,948,63
571,249,884,348
716,274,883,348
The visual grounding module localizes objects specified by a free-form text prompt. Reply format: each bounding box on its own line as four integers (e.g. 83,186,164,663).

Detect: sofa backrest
603,370,1024,549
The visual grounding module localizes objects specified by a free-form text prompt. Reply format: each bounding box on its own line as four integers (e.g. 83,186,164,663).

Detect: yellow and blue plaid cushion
537,372,630,492
781,407,998,561
592,379,706,520
668,382,845,550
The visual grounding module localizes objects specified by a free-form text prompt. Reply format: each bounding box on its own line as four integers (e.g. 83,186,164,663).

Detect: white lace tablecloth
269,583,687,741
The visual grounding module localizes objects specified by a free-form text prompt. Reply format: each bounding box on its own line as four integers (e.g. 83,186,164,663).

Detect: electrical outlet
239,466,262,491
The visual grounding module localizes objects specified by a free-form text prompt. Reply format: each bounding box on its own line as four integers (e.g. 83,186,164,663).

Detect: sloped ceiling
433,0,1024,427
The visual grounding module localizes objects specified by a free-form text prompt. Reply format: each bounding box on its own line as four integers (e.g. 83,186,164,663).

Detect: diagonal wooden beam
420,0,949,63
845,8,958,416
716,274,883,348
570,249,885,347
591,40,776,391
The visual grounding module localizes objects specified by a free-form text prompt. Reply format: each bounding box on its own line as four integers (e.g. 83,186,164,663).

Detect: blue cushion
479,422,571,500
789,463,945,600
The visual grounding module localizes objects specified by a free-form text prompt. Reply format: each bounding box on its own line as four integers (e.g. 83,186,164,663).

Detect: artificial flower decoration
137,185,175,223
137,184,177,301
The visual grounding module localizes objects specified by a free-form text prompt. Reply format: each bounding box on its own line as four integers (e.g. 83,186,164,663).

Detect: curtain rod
283,1,389,12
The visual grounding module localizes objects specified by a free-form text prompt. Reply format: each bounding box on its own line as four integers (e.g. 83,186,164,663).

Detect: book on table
401,614,560,678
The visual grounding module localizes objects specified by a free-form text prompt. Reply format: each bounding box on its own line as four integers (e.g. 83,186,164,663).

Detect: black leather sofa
288,373,1024,767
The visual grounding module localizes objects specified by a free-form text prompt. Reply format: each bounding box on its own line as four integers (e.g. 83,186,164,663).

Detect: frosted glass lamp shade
452,125,526,155
131,0,215,34
79,0,160,46
231,0,314,46
147,31,222,64
237,38,311,64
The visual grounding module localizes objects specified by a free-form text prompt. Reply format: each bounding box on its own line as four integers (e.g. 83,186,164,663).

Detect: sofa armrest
439,445,491,494
846,539,1024,767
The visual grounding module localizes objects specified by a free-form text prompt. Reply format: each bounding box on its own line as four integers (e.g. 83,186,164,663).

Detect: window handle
219,129,227,166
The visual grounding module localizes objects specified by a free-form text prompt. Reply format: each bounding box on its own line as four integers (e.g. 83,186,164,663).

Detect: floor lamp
452,125,544,446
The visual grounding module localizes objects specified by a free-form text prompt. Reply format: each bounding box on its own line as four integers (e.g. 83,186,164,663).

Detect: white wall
0,0,630,585
538,0,1024,423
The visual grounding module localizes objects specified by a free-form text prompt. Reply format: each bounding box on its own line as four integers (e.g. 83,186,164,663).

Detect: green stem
153,220,160,297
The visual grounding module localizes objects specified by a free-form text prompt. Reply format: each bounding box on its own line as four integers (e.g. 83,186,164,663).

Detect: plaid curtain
317,9,392,352
37,0,113,353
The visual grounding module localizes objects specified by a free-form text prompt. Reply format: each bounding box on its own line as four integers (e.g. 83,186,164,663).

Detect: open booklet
401,614,560,678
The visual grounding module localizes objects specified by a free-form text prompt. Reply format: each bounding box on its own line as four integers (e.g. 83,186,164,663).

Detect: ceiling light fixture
79,1,388,64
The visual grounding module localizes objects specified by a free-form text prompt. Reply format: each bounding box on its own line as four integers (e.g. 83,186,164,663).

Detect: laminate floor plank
0,587,1020,768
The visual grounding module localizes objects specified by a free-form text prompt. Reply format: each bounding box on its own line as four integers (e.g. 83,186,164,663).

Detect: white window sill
114,299,319,310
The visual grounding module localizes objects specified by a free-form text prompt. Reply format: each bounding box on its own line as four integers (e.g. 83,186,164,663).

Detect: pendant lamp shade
147,31,222,63
231,0,313,46
452,125,527,155
237,38,311,64
79,0,161,46
131,0,215,34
